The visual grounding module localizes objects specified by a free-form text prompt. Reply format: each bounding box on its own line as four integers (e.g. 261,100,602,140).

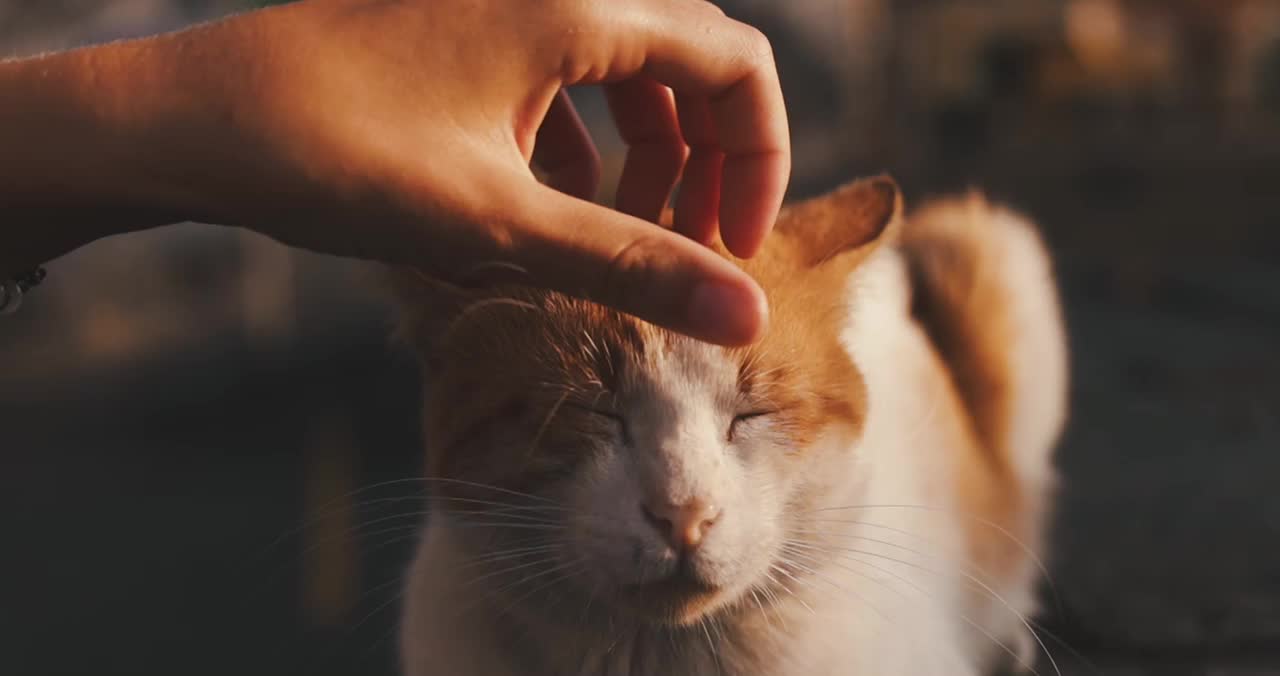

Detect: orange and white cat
391,176,1068,676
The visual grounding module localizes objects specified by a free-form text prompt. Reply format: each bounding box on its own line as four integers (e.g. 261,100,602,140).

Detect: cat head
391,175,901,627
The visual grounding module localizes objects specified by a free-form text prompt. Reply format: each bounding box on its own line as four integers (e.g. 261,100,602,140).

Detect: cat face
393,176,901,627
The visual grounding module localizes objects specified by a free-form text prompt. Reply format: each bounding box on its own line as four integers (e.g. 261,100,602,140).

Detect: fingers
568,0,791,259
644,16,790,258
605,77,687,223
671,93,722,246
532,90,601,200
505,181,767,346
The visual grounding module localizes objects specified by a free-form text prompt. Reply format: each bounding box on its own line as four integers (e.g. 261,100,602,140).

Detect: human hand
1,0,790,345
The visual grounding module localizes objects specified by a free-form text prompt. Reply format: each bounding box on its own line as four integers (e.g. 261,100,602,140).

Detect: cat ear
777,175,902,268
385,266,477,368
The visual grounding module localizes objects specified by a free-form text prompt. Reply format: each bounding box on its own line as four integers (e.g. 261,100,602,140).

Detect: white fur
987,207,1069,490
400,223,1064,675
957,205,1069,670
811,248,985,674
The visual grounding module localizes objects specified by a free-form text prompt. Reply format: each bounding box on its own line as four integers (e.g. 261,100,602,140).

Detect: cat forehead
627,329,740,400
451,295,748,391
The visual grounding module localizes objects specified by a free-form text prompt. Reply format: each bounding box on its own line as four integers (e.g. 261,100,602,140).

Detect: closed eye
728,411,773,442
564,402,629,441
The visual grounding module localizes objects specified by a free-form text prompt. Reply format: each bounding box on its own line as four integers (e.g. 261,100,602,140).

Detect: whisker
436,509,564,525
269,474,562,550
251,477,429,559
812,543,1061,676
487,559,583,614
778,544,888,624
418,477,562,505
354,570,414,609
429,495,570,512
366,617,403,662
360,531,426,559
460,554,566,592
782,546,965,671
797,516,942,549
790,526,1003,592
792,527,960,567
523,389,572,465
347,585,405,639
748,587,777,635
259,521,421,595
755,576,790,633
338,493,426,519
699,618,722,676
1025,620,1103,675
445,521,566,532
785,540,1037,675
457,545,562,573
466,543,561,563
768,564,817,616
803,503,1060,615
357,522,424,541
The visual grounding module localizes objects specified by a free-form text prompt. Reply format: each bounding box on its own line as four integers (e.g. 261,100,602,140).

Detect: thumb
503,182,768,346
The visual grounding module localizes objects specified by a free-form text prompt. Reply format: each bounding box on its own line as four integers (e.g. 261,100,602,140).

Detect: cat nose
641,499,722,551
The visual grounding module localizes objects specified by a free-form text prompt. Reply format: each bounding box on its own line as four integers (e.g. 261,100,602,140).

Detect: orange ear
777,175,902,267
385,265,478,366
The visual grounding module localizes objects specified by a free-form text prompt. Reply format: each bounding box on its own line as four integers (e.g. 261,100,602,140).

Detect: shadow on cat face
389,175,902,627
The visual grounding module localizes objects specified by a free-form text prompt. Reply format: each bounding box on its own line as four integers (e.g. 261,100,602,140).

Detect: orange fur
391,175,1066,676
904,194,1017,465
389,176,903,500
902,192,1059,582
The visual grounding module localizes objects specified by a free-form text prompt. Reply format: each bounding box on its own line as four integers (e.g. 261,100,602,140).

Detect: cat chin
611,576,746,628
625,592,724,628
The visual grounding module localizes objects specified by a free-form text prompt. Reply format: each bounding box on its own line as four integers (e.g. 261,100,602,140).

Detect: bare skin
0,0,790,345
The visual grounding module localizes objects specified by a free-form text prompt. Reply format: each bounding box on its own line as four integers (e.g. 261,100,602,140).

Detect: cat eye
565,402,629,441
728,411,773,441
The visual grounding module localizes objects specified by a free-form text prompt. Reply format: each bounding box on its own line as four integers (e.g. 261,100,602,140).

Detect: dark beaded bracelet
0,267,48,316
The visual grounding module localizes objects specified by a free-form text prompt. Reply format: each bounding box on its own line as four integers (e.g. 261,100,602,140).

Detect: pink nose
641,499,722,551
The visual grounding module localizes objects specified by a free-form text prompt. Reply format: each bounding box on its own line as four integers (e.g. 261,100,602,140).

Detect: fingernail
687,279,768,346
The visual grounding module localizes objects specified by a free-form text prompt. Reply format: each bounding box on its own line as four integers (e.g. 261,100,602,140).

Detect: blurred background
3,0,1280,674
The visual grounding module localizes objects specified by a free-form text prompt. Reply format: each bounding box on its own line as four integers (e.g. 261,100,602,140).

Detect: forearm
0,37,207,277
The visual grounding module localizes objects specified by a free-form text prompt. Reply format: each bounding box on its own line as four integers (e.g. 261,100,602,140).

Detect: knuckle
648,141,691,173
738,25,774,64
675,142,692,167
695,0,727,18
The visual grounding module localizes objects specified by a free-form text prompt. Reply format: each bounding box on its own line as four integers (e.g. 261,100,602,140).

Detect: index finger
570,1,791,258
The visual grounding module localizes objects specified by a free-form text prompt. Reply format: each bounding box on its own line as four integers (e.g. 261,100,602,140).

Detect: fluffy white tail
901,194,1069,486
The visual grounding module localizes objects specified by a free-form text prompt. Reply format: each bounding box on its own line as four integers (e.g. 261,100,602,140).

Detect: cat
389,175,1068,676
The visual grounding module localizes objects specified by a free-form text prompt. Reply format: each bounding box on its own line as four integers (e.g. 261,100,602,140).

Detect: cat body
393,177,1068,676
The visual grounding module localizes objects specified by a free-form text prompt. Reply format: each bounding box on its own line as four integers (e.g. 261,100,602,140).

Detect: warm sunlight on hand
246,0,793,346
0,0,791,346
